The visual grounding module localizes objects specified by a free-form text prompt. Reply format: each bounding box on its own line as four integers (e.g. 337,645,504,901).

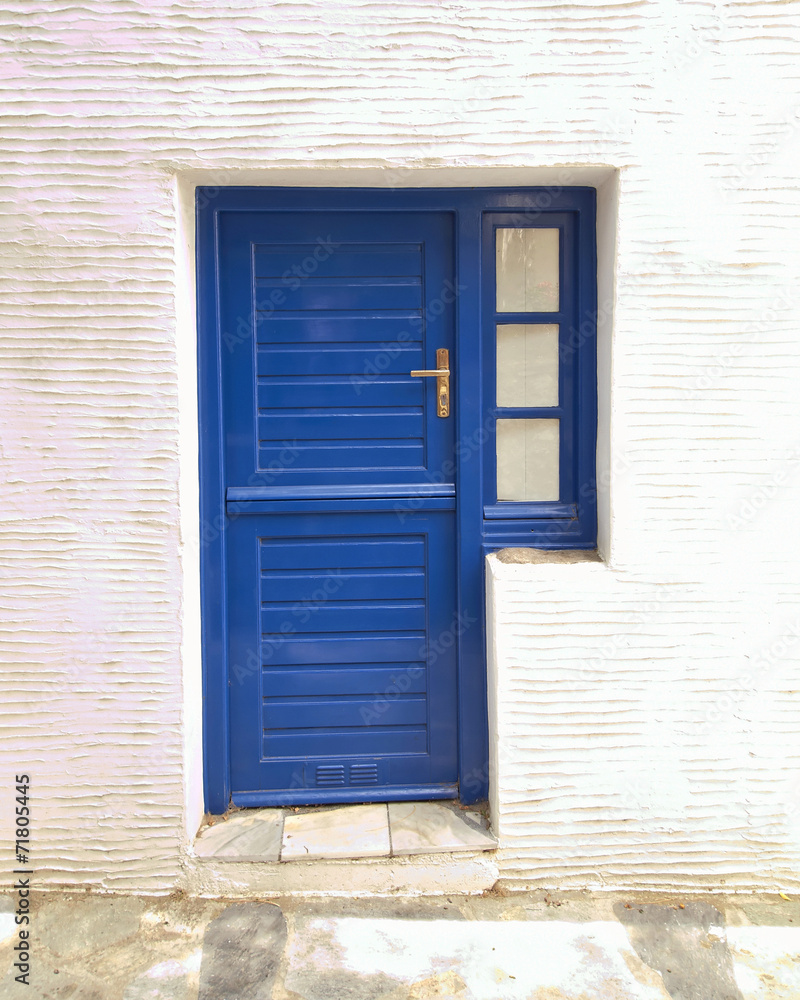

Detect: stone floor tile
281,804,390,861
194,808,283,862
616,901,745,1000
198,903,286,1000
388,801,497,856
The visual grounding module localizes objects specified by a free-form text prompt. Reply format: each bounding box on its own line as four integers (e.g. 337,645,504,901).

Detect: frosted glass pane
496,228,559,312
496,419,559,501
496,324,559,407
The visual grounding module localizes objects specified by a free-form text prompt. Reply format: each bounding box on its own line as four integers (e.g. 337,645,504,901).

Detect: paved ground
1,889,798,999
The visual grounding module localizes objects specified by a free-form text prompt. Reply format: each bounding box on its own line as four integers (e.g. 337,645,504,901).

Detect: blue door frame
197,186,597,814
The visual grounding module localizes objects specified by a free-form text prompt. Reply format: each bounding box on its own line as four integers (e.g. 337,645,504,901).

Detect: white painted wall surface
0,1,798,893
487,550,800,892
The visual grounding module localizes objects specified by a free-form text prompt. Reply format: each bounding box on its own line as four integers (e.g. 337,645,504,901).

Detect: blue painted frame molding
196,186,597,813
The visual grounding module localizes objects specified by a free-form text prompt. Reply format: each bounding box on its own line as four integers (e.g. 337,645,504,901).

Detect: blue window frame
480,198,597,551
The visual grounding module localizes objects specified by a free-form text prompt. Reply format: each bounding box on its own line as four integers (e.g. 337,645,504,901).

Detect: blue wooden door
218,210,459,805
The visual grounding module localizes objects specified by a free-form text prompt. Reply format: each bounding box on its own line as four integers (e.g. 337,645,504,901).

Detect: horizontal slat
260,536,425,569
257,346,422,377
255,281,421,311
263,696,427,729
262,665,427,697
256,315,420,343
257,276,420,290
260,567,425,602
257,379,421,408
258,411,423,440
261,601,426,634
229,497,453,514
254,246,422,278
261,634,426,666
263,726,427,756
259,441,423,472
228,483,454,501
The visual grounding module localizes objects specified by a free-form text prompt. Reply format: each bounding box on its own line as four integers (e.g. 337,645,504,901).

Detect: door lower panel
227,509,458,804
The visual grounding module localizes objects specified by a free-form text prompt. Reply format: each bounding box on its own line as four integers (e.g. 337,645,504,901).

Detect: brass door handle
410,348,450,417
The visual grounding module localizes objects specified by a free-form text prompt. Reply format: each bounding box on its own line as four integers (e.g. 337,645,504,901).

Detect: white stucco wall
487,550,800,892
1,1,798,893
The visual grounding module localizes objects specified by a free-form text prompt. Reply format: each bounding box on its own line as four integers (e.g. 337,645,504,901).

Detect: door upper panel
217,211,456,491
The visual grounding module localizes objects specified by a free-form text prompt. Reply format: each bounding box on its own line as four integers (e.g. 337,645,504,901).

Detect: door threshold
193,800,496,864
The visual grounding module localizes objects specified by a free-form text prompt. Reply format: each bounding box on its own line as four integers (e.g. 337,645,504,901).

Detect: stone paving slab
388,801,496,856
282,803,391,861
194,808,283,862
198,902,285,999
616,900,745,1000
1,890,799,999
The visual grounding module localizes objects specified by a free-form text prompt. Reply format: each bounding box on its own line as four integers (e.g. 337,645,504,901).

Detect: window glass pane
496,419,559,501
496,324,559,407
496,228,559,312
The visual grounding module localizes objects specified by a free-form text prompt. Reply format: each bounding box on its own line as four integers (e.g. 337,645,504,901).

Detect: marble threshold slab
194,801,497,863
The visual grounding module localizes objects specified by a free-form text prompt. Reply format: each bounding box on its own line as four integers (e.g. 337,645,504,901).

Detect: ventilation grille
313,762,380,787
350,763,379,785
315,765,346,786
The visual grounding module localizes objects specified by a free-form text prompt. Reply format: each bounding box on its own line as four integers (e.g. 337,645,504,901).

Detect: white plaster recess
0,1,798,895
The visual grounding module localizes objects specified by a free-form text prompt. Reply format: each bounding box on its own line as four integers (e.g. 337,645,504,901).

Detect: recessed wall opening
175,168,618,847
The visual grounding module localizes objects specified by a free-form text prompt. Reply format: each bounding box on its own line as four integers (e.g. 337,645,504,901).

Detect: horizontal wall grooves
3,0,800,890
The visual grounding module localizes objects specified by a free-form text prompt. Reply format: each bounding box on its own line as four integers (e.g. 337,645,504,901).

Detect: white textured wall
487,548,800,891
1,0,798,892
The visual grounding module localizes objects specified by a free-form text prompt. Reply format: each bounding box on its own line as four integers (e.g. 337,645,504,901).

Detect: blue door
217,209,459,805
